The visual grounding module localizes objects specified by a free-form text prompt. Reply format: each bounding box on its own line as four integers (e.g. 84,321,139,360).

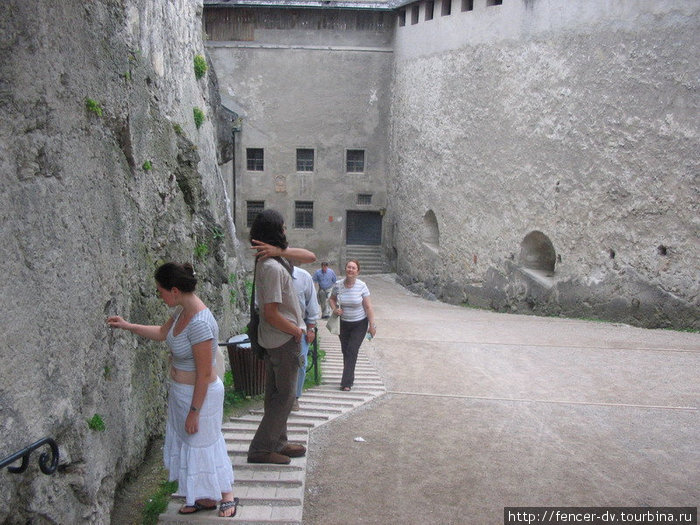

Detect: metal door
346,211,382,245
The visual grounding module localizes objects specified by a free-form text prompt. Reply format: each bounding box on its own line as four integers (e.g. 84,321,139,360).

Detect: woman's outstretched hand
106,316,129,330
251,239,283,260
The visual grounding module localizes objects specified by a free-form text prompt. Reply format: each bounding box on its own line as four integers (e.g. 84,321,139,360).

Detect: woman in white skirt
107,262,238,517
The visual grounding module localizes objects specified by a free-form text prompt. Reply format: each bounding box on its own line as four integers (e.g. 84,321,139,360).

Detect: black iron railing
1,437,59,475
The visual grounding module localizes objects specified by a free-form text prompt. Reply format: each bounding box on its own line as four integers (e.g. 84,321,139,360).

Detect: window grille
294,201,314,229
246,148,264,171
357,194,372,205
346,149,365,173
246,201,264,227
296,149,314,172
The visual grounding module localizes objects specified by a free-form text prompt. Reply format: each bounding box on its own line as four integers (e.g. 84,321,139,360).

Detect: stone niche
519,230,556,274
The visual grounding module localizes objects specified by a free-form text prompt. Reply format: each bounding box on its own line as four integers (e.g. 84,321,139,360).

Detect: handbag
326,296,340,335
246,259,266,360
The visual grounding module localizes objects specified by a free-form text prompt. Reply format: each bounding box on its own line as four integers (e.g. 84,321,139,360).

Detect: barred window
294,201,314,229
246,200,264,227
296,149,314,172
346,149,365,173
246,148,264,171
357,194,372,205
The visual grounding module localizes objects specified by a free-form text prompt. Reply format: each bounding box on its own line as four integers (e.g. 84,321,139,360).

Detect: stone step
159,500,302,524
159,329,387,525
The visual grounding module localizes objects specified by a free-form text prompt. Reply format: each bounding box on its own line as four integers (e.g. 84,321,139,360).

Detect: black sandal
219,497,240,518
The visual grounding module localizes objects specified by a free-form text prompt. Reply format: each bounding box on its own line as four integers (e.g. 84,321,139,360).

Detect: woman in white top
107,262,238,517
328,259,377,391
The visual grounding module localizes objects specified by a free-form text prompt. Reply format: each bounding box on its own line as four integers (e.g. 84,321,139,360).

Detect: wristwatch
190,405,198,412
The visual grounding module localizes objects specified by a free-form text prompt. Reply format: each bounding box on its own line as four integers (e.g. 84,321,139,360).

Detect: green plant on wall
209,225,224,240
194,242,209,260
85,98,103,117
193,54,208,79
142,160,152,171
87,413,106,432
193,107,205,129
172,123,183,135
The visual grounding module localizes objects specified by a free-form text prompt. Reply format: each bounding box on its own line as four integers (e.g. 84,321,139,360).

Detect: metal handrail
1,437,59,475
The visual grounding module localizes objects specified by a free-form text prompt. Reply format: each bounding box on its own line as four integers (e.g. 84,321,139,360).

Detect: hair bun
183,262,196,276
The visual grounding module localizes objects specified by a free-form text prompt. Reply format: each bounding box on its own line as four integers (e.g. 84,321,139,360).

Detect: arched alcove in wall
519,230,556,273
422,210,440,251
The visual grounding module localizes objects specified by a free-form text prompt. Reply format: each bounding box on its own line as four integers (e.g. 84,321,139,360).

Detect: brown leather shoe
279,443,306,458
247,451,291,464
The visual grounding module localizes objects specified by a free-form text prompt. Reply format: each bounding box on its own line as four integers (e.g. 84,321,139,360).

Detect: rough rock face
0,1,246,523
389,2,699,329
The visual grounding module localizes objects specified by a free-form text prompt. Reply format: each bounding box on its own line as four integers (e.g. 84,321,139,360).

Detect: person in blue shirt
312,262,337,318
291,266,320,411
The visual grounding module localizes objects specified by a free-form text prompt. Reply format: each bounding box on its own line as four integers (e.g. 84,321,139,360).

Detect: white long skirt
163,378,234,505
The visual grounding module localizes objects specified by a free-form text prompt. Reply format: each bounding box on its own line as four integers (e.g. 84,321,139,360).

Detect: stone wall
0,1,246,523
388,0,699,329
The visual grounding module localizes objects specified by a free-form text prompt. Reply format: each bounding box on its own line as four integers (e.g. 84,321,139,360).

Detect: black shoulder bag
246,259,266,360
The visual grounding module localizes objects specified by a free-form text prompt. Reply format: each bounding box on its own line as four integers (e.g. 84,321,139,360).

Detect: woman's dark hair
249,209,288,250
154,262,197,292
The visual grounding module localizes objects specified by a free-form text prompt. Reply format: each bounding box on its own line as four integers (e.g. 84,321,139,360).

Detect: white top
332,278,370,322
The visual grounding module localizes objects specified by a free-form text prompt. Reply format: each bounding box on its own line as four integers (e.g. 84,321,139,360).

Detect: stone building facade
205,1,394,270
206,0,699,329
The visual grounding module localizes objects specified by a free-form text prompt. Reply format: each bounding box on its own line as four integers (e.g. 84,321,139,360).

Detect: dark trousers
248,336,300,455
339,317,368,388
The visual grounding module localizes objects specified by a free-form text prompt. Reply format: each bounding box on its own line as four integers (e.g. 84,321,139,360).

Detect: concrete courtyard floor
303,274,699,525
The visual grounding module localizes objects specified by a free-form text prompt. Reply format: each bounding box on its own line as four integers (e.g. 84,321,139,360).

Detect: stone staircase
344,244,388,274
158,330,385,524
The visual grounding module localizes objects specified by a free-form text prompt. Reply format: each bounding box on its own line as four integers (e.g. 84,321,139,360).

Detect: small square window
357,194,372,205
486,0,502,5
425,1,434,20
246,148,264,171
296,149,314,172
398,9,406,26
346,149,365,173
294,201,314,229
246,200,264,227
411,5,419,24
441,0,451,16
461,0,473,11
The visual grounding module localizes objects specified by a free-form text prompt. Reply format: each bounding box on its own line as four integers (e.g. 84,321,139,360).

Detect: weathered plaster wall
207,9,394,268
389,0,699,328
0,1,245,523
